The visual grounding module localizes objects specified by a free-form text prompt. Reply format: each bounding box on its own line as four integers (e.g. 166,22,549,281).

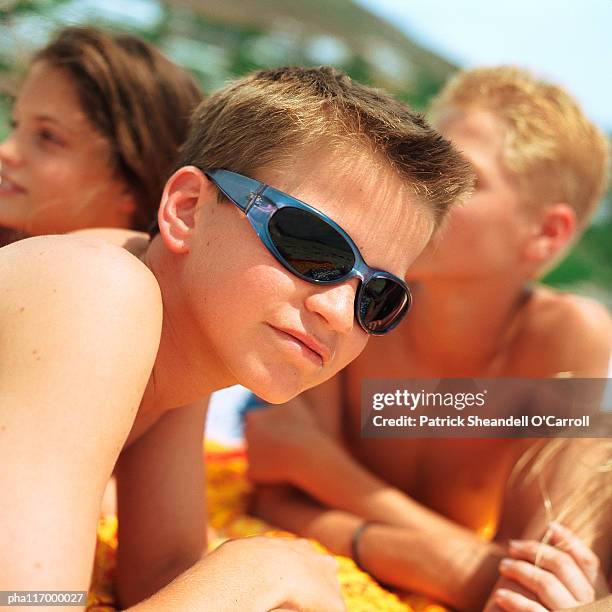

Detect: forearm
285,433,426,528
255,484,362,556
359,521,505,610
127,550,280,612
257,485,505,610
115,401,209,608
117,551,203,609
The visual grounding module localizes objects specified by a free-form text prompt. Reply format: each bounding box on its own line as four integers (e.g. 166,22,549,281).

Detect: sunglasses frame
205,168,412,335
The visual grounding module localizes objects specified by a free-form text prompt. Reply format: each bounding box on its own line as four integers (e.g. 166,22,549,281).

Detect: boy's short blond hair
431,66,610,229
177,66,474,226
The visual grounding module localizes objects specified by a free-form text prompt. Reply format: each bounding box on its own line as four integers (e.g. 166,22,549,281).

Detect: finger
499,559,577,609
494,588,548,612
548,522,601,585
508,540,595,602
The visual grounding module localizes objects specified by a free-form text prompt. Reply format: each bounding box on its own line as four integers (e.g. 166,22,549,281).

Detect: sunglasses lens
268,207,355,281
359,277,410,334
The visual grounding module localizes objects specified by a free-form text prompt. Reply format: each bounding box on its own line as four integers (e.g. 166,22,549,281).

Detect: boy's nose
304,280,358,335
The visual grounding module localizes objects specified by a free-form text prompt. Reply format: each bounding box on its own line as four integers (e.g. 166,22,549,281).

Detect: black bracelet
351,521,375,573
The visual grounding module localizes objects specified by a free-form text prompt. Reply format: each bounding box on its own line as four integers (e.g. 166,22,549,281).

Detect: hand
215,536,345,612
245,401,323,483
493,523,605,611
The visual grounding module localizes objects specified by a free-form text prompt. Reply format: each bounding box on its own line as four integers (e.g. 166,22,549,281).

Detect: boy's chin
235,353,333,404
247,385,301,405
238,370,306,405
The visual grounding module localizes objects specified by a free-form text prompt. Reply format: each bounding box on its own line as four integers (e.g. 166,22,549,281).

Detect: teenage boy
0,66,473,610
246,66,612,611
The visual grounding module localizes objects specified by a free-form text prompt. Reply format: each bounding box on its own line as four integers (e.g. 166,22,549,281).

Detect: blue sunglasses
205,169,411,335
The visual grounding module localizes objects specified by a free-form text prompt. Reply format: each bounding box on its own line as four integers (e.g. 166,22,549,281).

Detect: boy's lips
0,174,26,195
268,324,332,366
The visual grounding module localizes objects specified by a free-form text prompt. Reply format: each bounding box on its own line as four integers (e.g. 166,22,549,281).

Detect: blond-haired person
246,66,612,611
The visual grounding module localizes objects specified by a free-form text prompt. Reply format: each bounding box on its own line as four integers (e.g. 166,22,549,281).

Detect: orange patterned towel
87,442,447,611
86,515,118,611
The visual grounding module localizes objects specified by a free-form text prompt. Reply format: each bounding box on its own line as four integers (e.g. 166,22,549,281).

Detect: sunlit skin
410,108,541,282
143,150,434,410
0,61,136,235
246,110,612,611
0,139,434,608
376,108,583,377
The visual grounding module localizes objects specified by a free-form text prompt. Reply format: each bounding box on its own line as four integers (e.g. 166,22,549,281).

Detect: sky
5,0,610,130
356,0,612,131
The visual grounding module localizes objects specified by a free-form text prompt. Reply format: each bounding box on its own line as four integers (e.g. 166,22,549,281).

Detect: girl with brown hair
0,26,202,242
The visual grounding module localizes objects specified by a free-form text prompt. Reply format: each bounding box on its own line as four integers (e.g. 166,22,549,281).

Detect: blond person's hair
431,66,610,229
508,437,611,581
175,66,474,226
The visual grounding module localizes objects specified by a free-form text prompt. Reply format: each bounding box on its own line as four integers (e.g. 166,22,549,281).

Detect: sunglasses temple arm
205,169,266,213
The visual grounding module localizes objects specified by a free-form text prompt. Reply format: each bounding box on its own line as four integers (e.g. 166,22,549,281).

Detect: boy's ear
523,203,576,264
157,166,214,253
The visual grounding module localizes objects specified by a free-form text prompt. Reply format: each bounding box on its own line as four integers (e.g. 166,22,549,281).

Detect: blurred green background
1,0,610,305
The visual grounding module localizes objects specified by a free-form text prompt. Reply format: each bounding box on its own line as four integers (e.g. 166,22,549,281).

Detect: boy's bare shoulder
70,228,150,256
0,236,163,587
514,285,611,376
0,233,159,292
0,234,162,343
